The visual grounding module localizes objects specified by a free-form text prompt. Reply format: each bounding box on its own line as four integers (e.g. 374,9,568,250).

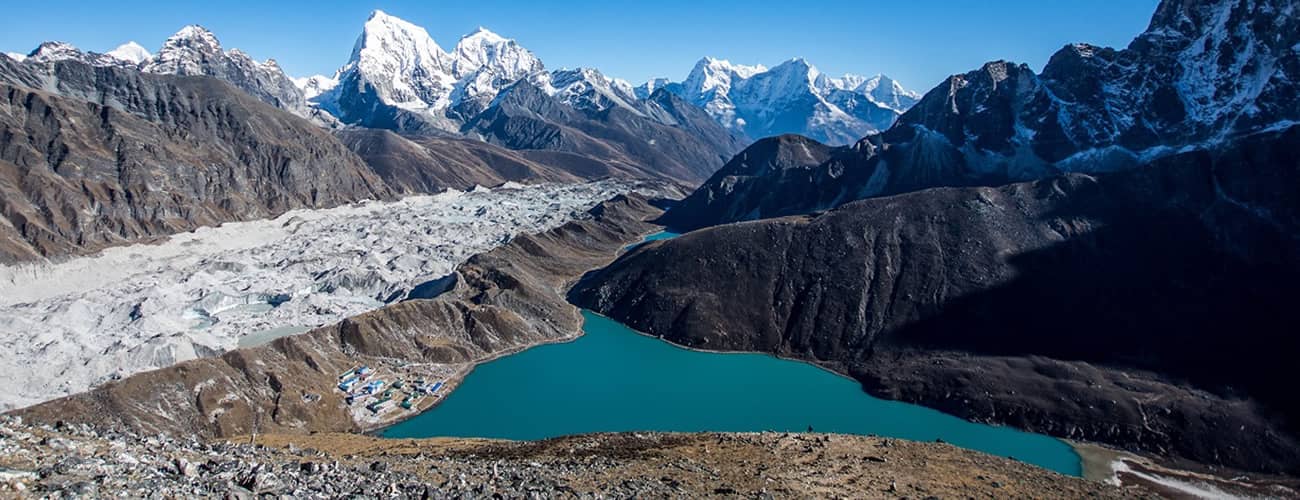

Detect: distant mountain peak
293,74,339,100
138,24,309,118
660,56,918,144
351,9,452,76
856,74,921,112
451,25,541,80
635,77,672,99
26,41,80,61
166,25,221,49
107,41,151,64
462,26,505,42
23,41,137,67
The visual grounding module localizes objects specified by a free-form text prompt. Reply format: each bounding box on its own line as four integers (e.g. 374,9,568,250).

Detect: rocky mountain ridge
11,26,313,121
0,55,391,262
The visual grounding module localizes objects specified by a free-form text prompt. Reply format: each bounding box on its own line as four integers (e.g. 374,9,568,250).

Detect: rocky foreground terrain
0,416,1138,498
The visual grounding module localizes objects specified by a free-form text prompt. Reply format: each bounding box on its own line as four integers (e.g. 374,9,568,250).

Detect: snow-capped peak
165,25,221,51
351,9,451,73
682,57,768,99
635,77,672,99
25,41,83,63
293,74,339,100
815,73,868,92
142,25,226,75
3,52,25,62
546,67,640,113
106,41,151,64
334,9,457,111
765,57,820,86
451,26,543,80
462,26,506,44
698,57,767,79
17,40,141,68
856,74,920,111
656,55,920,144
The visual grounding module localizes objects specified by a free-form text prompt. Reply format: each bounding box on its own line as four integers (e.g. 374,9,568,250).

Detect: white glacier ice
0,180,648,411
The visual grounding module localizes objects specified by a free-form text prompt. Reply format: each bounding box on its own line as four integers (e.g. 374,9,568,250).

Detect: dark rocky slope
337,128,698,195
0,58,391,262
464,81,743,185
664,0,1300,230
573,125,1300,474
9,194,661,438
336,128,585,194
661,134,841,229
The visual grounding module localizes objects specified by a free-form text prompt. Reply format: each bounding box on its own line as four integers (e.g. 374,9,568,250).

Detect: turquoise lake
381,307,1082,475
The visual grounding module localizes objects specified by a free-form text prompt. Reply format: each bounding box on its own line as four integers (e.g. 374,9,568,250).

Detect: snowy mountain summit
314,10,643,131
106,41,151,65
22,41,138,67
141,25,308,116
645,57,920,145
8,27,308,118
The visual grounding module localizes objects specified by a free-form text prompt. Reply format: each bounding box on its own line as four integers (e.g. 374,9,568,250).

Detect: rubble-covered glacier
0,181,650,411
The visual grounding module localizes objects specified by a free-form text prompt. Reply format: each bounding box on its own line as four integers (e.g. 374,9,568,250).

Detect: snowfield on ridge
0,180,652,411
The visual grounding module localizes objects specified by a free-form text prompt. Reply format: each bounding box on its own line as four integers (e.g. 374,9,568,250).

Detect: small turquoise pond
382,231,1081,476
622,230,681,251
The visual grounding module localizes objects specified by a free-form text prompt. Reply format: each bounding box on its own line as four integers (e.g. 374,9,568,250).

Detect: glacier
0,180,654,411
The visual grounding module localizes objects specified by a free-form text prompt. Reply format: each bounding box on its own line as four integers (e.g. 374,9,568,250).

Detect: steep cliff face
665,0,1300,230
573,126,1300,474
10,194,661,438
0,58,391,262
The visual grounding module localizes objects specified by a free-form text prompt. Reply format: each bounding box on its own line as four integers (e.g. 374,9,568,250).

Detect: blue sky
2,0,1160,92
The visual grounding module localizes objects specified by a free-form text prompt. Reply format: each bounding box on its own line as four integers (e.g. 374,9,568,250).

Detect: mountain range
4,10,918,149
663,0,1300,229
0,10,774,261
640,57,920,145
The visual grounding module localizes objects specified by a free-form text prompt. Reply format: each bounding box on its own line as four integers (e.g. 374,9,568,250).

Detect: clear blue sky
2,0,1160,92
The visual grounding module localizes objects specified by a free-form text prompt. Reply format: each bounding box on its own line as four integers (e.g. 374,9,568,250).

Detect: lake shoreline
379,228,1083,477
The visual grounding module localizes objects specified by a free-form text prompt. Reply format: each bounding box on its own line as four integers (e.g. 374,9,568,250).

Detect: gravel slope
0,416,1141,498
